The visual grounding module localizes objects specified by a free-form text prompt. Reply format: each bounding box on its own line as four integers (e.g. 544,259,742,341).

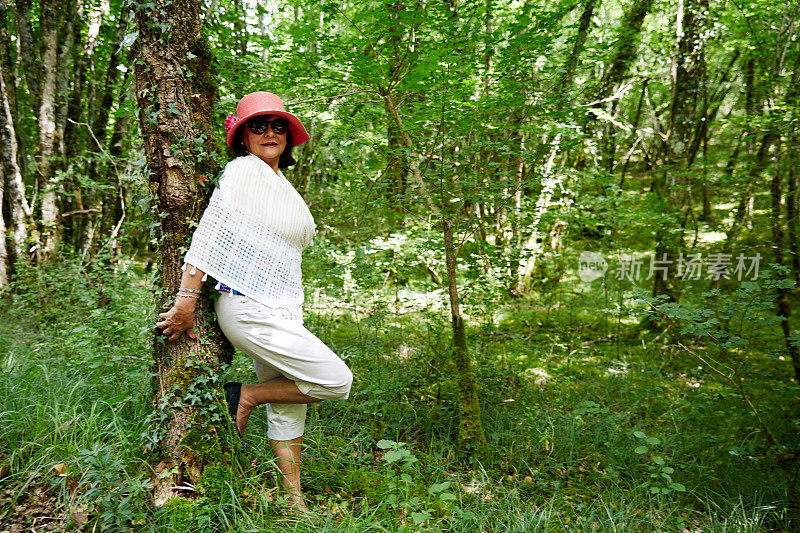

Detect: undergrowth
0,252,796,531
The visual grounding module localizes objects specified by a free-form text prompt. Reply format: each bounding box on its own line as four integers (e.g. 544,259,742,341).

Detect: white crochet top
183,154,316,320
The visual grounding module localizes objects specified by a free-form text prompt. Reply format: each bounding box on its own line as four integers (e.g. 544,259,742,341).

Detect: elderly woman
155,92,353,513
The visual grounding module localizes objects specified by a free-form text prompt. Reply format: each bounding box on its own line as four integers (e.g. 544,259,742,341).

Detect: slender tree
649,0,709,307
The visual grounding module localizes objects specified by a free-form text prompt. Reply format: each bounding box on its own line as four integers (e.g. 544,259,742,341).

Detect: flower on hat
224,114,238,134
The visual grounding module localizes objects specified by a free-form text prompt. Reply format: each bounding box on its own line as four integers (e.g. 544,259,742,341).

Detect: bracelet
176,293,199,299
179,288,201,294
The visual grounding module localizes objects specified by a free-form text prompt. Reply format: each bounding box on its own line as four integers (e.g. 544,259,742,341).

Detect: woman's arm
155,263,206,341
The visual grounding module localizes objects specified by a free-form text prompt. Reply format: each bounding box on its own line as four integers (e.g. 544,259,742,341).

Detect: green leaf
400,473,412,483
383,450,404,464
669,483,686,492
633,431,646,439
457,509,477,520
376,439,395,449
410,512,428,524
440,492,457,501
429,482,451,494
646,437,661,445
652,456,665,465
634,446,648,454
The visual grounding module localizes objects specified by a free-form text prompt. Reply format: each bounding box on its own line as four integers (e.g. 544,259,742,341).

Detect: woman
155,91,353,513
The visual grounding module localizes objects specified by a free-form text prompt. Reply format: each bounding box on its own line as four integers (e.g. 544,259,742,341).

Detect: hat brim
226,110,309,148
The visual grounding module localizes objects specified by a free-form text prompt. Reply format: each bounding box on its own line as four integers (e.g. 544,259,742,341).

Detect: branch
676,342,778,446
288,90,376,108
62,208,101,217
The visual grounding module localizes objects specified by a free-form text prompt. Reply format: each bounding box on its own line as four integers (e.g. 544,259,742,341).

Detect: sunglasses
246,116,289,135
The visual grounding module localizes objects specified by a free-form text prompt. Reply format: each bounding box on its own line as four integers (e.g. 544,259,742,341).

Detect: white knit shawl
183,154,316,317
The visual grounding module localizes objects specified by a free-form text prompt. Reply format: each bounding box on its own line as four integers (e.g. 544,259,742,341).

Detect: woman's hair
230,122,296,168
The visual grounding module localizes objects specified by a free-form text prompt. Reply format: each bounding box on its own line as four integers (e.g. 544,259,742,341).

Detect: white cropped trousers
215,294,352,441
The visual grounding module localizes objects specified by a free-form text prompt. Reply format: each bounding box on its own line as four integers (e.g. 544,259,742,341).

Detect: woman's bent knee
297,365,352,400
331,366,353,399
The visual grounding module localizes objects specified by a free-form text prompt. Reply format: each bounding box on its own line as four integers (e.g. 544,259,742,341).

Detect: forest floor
0,263,795,532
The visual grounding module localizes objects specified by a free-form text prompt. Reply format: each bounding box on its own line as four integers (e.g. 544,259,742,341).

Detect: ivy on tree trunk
132,0,234,505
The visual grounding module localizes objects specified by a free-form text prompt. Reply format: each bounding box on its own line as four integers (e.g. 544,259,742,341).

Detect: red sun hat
225,92,309,148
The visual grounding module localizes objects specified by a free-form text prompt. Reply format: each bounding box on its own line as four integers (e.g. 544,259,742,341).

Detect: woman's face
242,114,288,169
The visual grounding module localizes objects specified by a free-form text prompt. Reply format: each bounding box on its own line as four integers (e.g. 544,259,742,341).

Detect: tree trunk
596,0,654,99
0,58,32,271
770,138,800,383
82,7,130,256
786,138,799,283
384,0,408,224
0,114,6,285
559,0,598,88
443,219,487,459
0,0,16,120
36,0,64,258
648,0,708,309
725,132,778,246
132,0,234,505
13,0,40,113
785,53,800,282
517,133,562,294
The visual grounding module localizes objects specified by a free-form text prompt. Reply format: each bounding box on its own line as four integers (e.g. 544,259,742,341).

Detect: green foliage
1,266,797,530
632,431,686,495
374,439,474,529
9,251,136,327
5,0,800,529
61,444,151,530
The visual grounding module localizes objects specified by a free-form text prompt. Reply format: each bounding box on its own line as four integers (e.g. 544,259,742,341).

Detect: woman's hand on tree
156,300,198,341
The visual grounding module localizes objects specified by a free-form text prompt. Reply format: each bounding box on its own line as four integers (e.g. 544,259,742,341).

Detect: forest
1,0,799,530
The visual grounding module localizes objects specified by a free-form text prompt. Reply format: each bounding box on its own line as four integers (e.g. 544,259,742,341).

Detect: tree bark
36,0,65,258
596,0,654,99
13,0,40,113
0,0,17,121
770,138,800,384
0,52,32,272
559,0,598,88
443,219,487,459
133,0,233,505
